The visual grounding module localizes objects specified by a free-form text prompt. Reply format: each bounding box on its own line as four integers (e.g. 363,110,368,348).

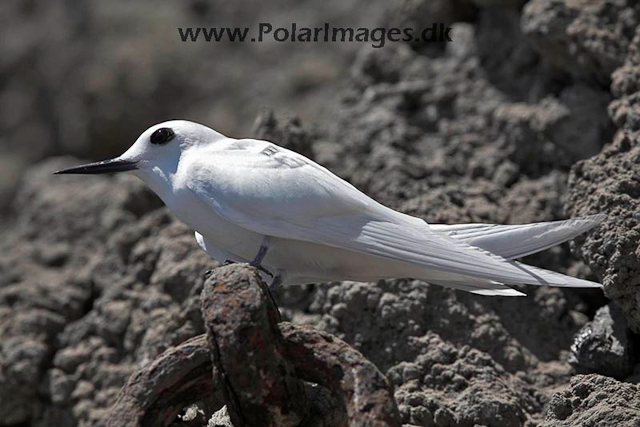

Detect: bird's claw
258,265,274,277
269,272,282,291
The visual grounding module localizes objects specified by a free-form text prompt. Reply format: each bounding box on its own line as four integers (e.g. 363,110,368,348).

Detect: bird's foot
222,258,273,279
206,259,238,278
258,265,274,278
263,269,283,321
269,271,283,292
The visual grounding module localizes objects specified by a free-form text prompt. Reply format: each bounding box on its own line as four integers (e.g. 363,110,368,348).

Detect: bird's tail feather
429,214,605,260
424,253,602,297
426,260,602,297
427,278,527,296
421,215,606,296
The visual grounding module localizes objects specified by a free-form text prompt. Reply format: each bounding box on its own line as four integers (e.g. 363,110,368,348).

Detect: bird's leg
269,270,283,291
250,236,270,267
249,237,280,292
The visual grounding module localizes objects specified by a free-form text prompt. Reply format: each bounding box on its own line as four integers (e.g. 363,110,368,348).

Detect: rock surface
542,374,640,426
563,1,640,334
107,265,399,426
2,0,640,426
201,266,309,427
570,303,636,379
522,0,638,85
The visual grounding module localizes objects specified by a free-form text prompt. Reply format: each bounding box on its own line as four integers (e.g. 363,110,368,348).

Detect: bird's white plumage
117,120,604,296
430,214,606,260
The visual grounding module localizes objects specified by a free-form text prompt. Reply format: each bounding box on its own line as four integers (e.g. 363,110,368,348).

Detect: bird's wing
429,214,606,259
184,141,591,286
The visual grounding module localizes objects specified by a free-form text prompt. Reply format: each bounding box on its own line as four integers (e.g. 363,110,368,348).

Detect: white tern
55,120,604,296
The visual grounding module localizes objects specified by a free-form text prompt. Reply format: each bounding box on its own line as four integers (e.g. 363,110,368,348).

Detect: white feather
429,214,606,259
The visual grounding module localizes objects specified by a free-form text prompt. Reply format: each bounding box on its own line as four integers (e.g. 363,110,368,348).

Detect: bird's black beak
54,158,138,175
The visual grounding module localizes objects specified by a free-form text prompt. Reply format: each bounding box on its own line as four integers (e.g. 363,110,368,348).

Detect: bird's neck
134,160,180,205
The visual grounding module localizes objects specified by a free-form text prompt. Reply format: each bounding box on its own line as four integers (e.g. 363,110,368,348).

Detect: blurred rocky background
1,0,640,426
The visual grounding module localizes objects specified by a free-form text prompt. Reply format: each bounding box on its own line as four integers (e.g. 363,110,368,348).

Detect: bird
55,120,605,296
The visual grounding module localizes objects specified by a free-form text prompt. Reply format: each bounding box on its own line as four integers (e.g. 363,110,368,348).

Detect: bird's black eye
150,128,175,145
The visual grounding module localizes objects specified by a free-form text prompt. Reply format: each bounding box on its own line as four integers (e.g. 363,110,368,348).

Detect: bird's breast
167,186,265,261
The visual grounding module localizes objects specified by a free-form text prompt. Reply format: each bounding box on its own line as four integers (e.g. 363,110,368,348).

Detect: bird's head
54,120,225,175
